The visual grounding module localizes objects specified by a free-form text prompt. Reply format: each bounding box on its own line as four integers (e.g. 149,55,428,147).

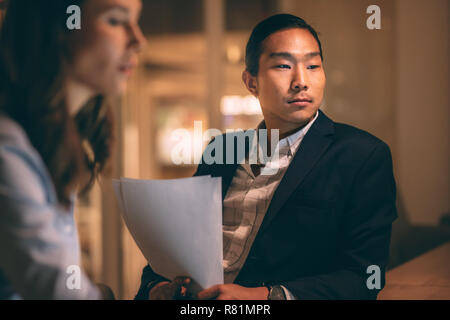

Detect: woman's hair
0,2,5,22
245,14,323,76
0,0,114,206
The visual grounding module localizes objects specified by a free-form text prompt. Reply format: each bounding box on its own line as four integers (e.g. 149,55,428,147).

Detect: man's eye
276,65,291,69
307,65,320,70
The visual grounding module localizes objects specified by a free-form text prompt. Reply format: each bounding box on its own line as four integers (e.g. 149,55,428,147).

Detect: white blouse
0,114,100,299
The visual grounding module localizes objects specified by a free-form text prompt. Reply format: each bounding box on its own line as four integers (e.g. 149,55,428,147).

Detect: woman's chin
99,81,128,97
116,82,128,95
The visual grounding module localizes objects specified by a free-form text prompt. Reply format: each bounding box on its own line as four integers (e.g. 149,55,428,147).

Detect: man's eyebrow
304,52,321,59
269,52,295,60
268,51,321,60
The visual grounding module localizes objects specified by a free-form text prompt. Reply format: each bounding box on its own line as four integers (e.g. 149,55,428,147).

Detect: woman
0,0,145,299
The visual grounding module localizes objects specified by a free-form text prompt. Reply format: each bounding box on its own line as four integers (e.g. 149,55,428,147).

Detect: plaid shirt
222,111,319,298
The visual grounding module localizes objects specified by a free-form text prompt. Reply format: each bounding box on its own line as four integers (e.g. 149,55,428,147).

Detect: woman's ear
242,70,258,96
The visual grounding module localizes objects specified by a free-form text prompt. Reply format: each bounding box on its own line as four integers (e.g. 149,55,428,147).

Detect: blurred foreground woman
0,0,145,299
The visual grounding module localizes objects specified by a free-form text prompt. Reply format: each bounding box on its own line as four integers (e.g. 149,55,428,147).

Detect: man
136,14,397,300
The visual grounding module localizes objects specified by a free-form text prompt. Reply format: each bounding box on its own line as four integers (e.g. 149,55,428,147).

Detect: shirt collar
256,110,319,157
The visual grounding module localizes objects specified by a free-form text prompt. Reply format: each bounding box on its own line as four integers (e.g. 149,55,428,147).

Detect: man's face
243,28,326,133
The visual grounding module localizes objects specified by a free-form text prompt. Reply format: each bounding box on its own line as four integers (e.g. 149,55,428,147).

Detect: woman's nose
129,24,147,53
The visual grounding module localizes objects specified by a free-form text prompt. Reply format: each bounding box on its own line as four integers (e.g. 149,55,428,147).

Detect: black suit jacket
135,110,397,300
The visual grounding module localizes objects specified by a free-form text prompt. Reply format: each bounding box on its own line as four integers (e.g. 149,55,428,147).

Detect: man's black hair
245,13,323,76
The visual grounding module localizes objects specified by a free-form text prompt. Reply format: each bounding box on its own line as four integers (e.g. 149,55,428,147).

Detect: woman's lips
119,63,136,75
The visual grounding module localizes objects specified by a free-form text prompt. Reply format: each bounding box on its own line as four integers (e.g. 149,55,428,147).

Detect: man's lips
287,97,313,105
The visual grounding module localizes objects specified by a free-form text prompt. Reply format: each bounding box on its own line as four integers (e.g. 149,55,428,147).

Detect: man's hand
197,284,269,300
149,277,191,300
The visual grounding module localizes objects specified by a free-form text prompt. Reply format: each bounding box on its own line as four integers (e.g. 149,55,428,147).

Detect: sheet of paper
112,176,223,293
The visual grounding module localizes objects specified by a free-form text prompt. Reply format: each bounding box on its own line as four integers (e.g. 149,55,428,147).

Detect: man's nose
291,67,308,91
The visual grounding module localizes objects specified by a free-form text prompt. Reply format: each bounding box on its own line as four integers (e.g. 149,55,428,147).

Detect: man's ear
242,70,258,96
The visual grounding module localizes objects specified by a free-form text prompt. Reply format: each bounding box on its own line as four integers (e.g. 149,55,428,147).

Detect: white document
112,176,223,293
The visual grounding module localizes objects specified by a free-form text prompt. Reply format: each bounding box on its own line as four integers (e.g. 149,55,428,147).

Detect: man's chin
284,110,318,125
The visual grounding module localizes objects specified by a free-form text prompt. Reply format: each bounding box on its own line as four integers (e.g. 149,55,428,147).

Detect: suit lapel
259,110,335,234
